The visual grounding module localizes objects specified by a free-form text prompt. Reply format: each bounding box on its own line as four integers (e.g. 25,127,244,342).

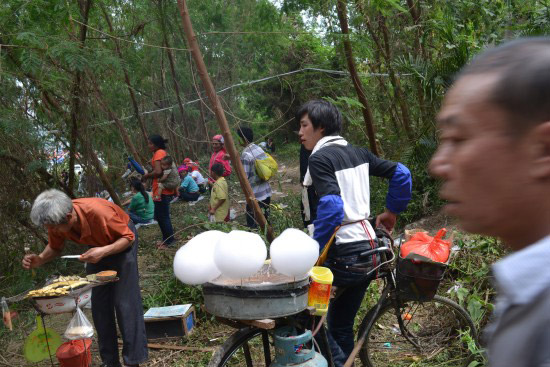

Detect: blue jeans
153,194,174,245
324,240,379,367
128,211,152,225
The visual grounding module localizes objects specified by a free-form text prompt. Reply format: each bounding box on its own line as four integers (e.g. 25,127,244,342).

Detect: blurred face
147,140,157,152
212,140,222,152
299,114,325,150
429,75,535,243
160,161,170,170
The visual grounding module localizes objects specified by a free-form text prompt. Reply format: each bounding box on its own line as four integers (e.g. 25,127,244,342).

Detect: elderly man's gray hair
30,189,73,226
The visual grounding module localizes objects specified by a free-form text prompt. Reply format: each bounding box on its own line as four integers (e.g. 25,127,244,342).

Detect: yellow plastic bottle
308,266,334,316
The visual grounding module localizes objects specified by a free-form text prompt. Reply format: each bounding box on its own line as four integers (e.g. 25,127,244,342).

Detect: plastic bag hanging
400,228,452,263
64,307,94,340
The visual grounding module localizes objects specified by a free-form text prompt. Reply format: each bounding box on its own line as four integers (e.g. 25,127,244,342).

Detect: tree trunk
336,0,379,155
67,0,92,198
379,16,414,141
405,0,429,126
99,3,149,151
190,53,211,154
163,36,195,158
177,0,273,242
90,77,144,167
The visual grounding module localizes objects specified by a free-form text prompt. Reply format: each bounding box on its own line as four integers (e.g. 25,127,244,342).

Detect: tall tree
336,0,379,155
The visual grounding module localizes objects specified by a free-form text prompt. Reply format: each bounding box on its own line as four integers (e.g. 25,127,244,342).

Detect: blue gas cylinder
270,326,328,367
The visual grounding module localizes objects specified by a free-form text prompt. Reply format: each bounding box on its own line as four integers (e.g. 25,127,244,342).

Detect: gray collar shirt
486,235,550,367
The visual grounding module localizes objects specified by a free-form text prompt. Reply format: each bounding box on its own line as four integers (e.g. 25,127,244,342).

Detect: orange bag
400,228,451,263
56,339,92,367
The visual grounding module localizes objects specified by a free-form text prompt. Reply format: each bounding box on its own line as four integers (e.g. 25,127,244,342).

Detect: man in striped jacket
298,100,412,367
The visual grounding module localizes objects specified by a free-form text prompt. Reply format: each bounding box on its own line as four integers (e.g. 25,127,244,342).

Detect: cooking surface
210,264,308,287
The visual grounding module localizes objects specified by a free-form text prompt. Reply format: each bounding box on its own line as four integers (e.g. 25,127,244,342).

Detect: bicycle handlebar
358,246,392,259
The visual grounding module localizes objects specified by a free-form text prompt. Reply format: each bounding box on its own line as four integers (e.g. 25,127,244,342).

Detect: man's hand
209,207,216,215
80,247,108,264
22,254,43,269
376,209,398,234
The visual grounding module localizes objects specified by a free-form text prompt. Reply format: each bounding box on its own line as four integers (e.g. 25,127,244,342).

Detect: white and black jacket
303,136,412,250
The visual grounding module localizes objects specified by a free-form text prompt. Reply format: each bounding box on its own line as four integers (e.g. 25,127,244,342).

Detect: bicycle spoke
359,296,478,367
243,341,253,367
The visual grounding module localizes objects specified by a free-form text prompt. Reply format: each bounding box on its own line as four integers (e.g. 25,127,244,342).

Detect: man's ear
530,121,550,180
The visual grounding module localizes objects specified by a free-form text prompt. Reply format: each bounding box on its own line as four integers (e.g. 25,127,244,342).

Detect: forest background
0,0,549,362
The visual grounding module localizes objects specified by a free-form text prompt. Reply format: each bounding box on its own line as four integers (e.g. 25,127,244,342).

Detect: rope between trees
89,67,406,128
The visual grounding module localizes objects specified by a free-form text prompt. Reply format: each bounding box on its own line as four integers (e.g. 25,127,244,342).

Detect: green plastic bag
254,153,278,181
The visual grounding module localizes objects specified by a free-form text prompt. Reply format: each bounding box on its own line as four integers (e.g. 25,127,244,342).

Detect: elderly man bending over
22,189,148,367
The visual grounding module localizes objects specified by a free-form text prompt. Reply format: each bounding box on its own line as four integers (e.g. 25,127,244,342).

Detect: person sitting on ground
124,179,155,225
183,157,199,172
177,165,200,202
22,189,148,367
429,37,550,367
153,156,179,200
189,166,207,193
236,126,272,228
208,163,229,222
209,134,232,185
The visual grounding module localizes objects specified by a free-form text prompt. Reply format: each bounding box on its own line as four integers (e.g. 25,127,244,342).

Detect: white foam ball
270,228,319,277
173,230,226,285
214,230,267,278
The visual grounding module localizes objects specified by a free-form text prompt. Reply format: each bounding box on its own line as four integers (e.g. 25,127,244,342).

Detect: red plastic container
56,339,92,367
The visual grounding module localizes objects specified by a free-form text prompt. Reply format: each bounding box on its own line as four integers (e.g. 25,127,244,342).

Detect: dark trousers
128,211,152,225
86,223,148,367
245,196,271,228
324,240,379,367
153,194,174,245
178,188,200,202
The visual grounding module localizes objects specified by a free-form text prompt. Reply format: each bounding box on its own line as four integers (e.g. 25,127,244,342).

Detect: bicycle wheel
208,327,274,367
359,295,477,367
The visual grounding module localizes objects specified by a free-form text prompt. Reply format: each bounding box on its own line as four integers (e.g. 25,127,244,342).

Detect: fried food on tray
26,278,89,298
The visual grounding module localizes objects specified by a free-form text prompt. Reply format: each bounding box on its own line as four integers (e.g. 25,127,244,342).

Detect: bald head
458,38,550,134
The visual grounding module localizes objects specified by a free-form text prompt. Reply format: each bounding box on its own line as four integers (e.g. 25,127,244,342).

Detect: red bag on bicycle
400,228,451,263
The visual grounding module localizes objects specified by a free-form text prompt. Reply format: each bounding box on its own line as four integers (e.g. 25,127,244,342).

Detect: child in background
209,163,229,222
189,166,207,193
154,156,179,200
177,165,200,202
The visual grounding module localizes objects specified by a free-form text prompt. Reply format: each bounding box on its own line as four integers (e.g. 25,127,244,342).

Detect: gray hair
30,189,73,226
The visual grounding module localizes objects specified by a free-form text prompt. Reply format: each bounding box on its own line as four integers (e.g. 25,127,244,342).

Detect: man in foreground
22,189,148,367
429,38,550,366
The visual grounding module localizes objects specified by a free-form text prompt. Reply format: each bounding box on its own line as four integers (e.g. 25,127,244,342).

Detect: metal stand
39,312,55,367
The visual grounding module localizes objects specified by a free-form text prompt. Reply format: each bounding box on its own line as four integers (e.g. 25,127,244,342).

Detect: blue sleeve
386,163,412,214
313,195,345,252
128,157,145,175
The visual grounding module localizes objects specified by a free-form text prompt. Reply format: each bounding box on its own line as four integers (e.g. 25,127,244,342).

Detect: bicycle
208,230,478,367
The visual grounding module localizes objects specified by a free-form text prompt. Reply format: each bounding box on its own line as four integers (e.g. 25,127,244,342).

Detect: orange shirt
151,149,176,201
48,198,135,251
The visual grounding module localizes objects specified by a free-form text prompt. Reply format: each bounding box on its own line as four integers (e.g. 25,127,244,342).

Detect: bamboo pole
177,0,273,242
336,0,379,155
